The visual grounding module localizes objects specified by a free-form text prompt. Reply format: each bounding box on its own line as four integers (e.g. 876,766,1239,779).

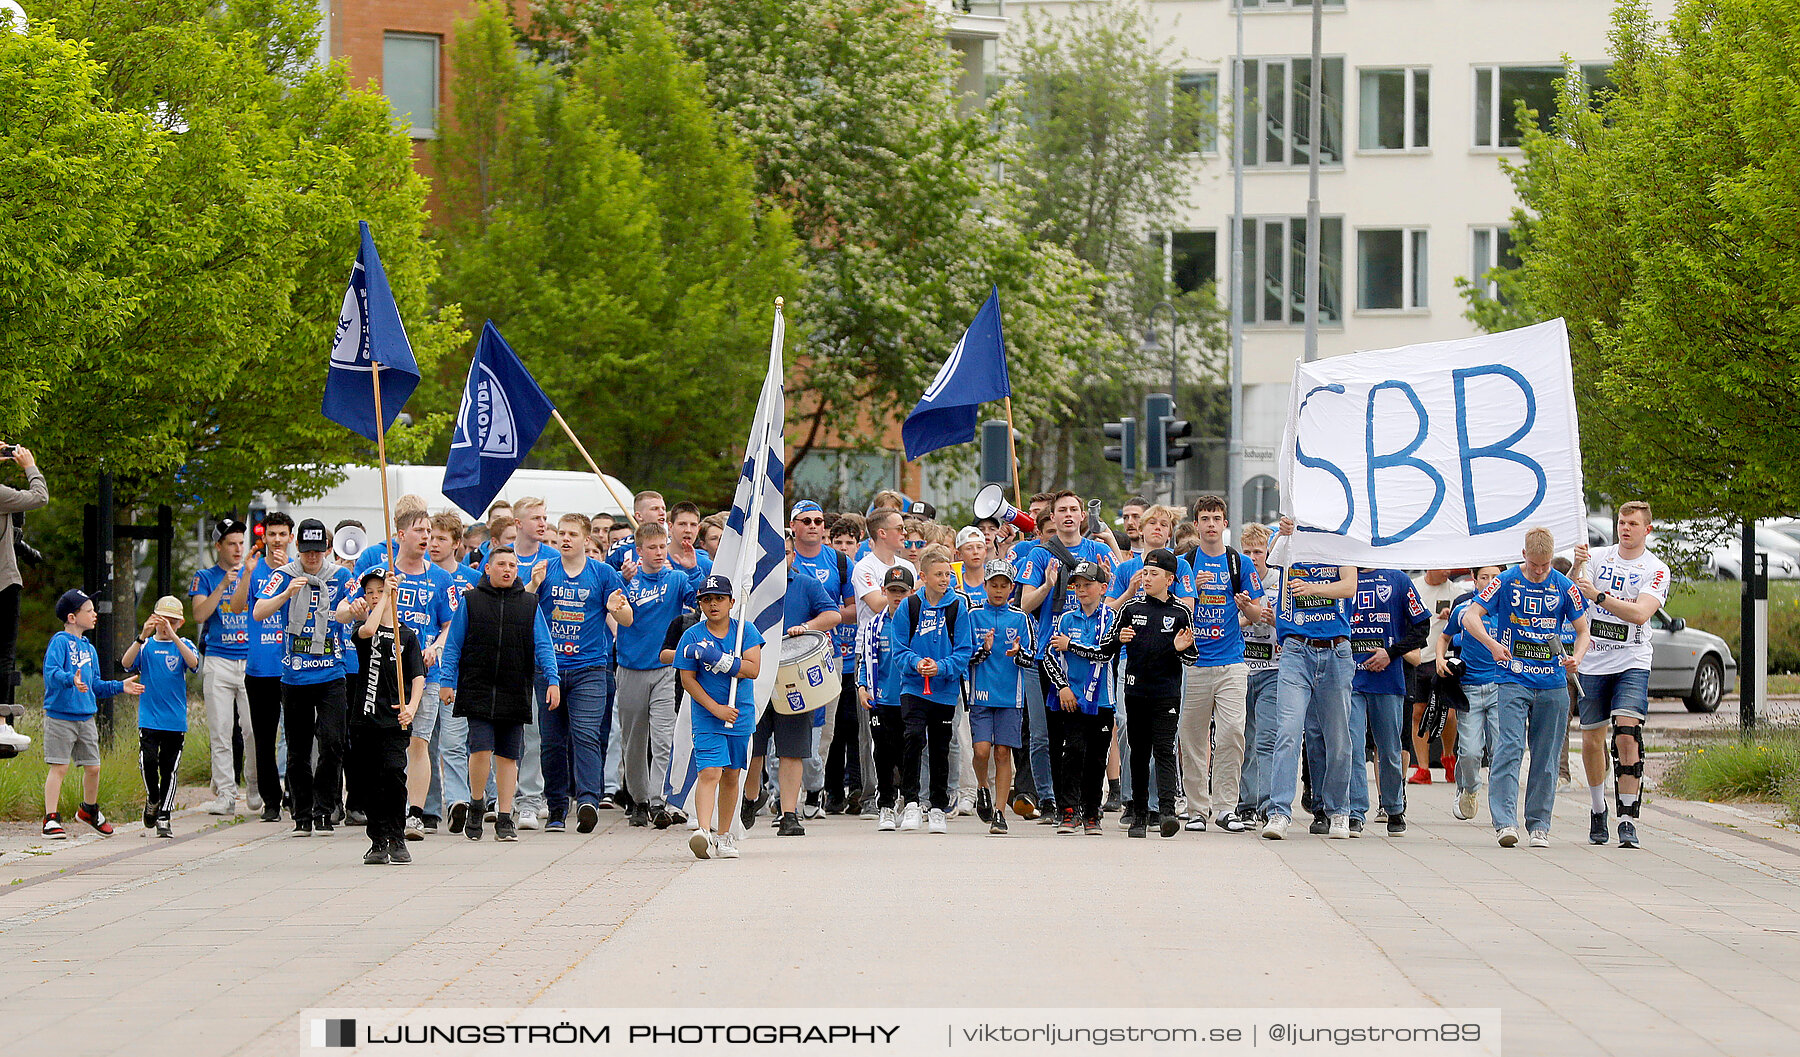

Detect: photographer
1,443,50,710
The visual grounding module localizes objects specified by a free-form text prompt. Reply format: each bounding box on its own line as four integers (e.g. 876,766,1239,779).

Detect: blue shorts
969,704,1023,749
1576,668,1650,729
693,731,750,772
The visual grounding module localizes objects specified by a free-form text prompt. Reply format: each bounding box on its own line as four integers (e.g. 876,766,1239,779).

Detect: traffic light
1103,417,1137,473
981,419,1022,485
248,503,267,544
1143,393,1191,472
1163,413,1193,465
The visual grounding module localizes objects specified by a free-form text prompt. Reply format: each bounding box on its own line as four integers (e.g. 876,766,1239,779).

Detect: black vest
453,578,539,724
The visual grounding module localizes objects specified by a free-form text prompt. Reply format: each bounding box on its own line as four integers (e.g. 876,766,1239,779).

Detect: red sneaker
76,804,115,836
1406,766,1432,785
1443,755,1457,783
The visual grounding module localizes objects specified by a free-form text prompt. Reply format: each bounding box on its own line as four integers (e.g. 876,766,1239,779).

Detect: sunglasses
902,540,927,549
794,516,825,526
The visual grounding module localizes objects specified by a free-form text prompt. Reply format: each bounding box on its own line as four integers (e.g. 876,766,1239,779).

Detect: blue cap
55,589,92,622
790,500,823,520
697,574,734,598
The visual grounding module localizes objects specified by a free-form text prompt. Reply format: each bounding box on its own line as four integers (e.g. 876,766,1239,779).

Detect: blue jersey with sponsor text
1477,567,1585,689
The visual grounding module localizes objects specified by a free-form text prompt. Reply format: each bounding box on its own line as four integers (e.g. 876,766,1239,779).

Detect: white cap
955,526,985,549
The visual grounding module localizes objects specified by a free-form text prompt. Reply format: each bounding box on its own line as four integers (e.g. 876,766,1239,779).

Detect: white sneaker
877,807,897,832
1374,807,1389,822
1528,830,1550,849
1260,814,1290,840
899,802,923,832
1497,826,1519,848
1328,814,1350,839
802,802,825,820
516,810,540,831
1174,793,1189,819
685,815,700,831
927,808,948,834
954,795,976,818
717,832,740,858
1455,789,1477,821
0,725,31,751
207,795,236,816
689,830,713,859
404,815,426,841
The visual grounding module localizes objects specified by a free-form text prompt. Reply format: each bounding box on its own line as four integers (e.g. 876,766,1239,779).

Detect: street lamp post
1143,301,1178,505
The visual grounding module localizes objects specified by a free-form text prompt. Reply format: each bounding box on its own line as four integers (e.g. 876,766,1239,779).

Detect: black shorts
1407,665,1436,706
753,706,815,759
467,717,525,760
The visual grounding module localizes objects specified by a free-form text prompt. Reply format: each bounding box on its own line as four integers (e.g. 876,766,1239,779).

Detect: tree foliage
1470,0,1800,521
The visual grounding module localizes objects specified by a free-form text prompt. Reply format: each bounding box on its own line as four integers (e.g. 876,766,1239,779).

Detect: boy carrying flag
675,575,764,860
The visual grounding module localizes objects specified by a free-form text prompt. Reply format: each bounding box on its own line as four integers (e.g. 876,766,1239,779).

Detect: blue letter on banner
1453,365,1547,534
1296,384,1353,536
1365,381,1445,547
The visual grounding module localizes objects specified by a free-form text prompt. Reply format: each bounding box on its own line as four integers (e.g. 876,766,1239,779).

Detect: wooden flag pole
1003,395,1024,510
368,364,409,717
549,408,638,531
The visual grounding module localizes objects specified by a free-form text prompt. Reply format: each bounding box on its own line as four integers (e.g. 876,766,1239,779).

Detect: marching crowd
18,478,1668,866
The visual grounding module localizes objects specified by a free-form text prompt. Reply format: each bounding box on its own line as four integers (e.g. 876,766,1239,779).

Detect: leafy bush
1662,728,1800,822
1664,581,1800,674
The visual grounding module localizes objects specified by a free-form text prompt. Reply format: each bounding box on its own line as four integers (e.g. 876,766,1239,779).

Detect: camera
12,512,42,568
0,445,15,458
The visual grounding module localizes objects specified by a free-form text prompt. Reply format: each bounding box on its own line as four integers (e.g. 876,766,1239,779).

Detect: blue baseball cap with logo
790,500,824,521
697,574,734,599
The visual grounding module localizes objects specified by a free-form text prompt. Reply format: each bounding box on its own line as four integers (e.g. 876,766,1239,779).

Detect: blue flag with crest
901,287,1010,461
442,321,557,519
322,221,421,440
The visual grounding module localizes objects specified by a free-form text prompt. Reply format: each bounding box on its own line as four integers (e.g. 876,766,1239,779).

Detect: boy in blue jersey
1042,561,1118,835
1341,568,1430,837
253,518,356,836
675,575,764,860
408,511,477,835
889,544,974,835
122,596,201,837
1255,516,1359,841
190,518,256,817
1462,528,1590,848
527,513,631,833
858,565,915,831
1440,565,1504,823
667,503,715,584
615,522,695,829
966,559,1037,836
40,590,145,839
790,502,857,819
234,511,294,821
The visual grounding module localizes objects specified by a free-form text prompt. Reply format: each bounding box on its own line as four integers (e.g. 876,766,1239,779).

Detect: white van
255,464,634,530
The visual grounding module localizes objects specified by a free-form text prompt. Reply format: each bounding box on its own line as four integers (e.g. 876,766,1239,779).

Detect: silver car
1648,609,1738,713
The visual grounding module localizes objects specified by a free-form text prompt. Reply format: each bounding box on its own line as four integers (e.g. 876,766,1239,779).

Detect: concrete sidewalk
2,777,1797,1057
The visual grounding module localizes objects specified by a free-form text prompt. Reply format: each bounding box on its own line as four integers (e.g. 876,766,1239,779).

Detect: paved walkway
3,774,1798,1057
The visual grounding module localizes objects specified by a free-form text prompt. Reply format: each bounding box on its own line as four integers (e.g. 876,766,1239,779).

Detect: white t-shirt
1411,575,1470,661
1578,546,1670,675
852,551,909,631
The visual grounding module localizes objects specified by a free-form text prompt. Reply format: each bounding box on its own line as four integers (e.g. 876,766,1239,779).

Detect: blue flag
442,321,557,520
901,287,1010,461
322,221,420,440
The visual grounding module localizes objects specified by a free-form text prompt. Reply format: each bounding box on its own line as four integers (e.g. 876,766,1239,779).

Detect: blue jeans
1349,691,1407,820
1265,638,1353,820
1239,669,1278,815
1023,670,1055,802
1456,682,1499,796
538,667,613,817
1491,683,1566,832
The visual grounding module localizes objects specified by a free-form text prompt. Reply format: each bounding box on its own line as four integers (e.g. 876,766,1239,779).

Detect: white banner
1277,318,1584,568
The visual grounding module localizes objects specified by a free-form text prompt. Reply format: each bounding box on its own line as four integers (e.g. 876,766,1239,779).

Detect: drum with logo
773,630,838,715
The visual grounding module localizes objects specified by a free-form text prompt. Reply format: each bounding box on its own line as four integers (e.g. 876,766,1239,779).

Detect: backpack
906,592,963,641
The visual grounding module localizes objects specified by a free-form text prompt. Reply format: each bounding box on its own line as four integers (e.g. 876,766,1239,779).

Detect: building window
1357,229,1428,311
1173,72,1220,154
1169,230,1218,294
789,450,898,508
383,33,439,139
1239,216,1343,326
1240,57,1345,168
1358,67,1428,150
1473,63,1611,148
1470,226,1519,299
1236,0,1345,9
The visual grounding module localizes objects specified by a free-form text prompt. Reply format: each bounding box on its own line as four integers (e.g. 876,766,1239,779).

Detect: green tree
431,3,799,506
16,0,460,516
1470,0,1800,523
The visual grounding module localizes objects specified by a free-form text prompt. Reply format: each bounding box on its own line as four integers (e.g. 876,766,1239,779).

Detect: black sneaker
345,808,366,827
989,809,1008,835
155,815,173,838
578,802,601,833
448,802,469,834
1589,810,1609,846
1147,810,1161,827
1386,813,1406,836
740,796,759,831
1102,780,1123,814
466,809,484,841
260,804,281,823
628,804,650,827
975,788,994,823
824,790,847,815
1160,814,1181,839
363,842,390,865
422,814,440,833
1037,797,1059,825
1618,819,1640,849
1083,816,1102,836
598,792,620,810
1349,817,1365,837
1056,807,1077,834
494,812,518,842
651,802,673,829
314,814,335,835
484,802,498,822
144,805,158,830
291,818,313,837
42,813,66,840
331,804,346,826
1308,813,1330,835
386,836,412,865
1010,790,1039,820
777,811,806,836
1129,818,1148,838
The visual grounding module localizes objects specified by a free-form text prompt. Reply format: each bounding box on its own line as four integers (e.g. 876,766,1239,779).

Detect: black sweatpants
824,671,860,795
899,693,955,812
283,678,347,823
347,721,409,844
1126,693,1181,817
869,703,905,810
1048,707,1114,821
139,728,185,818
246,674,284,813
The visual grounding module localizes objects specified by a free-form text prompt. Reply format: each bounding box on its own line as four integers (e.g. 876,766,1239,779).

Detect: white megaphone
333,524,368,562
973,484,1036,533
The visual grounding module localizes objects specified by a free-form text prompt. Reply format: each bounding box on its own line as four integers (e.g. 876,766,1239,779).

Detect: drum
773,630,838,715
